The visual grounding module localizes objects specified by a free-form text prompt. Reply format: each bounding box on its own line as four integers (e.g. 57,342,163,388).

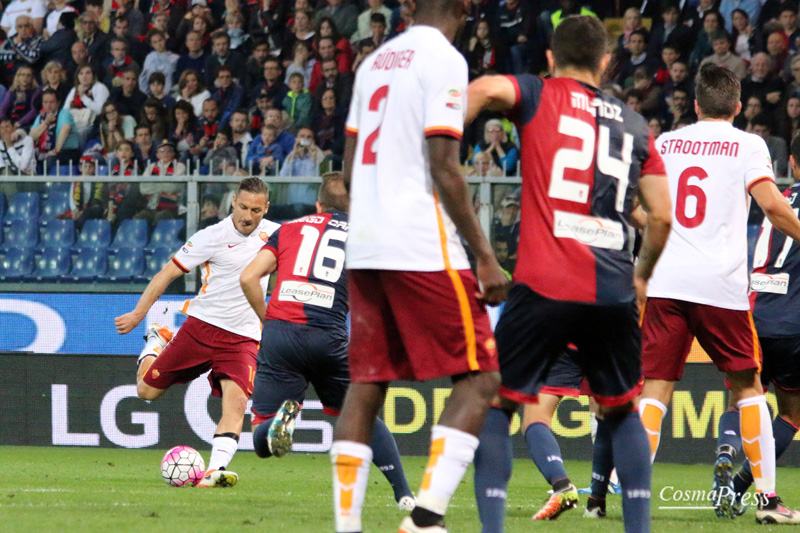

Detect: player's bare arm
634,172,672,308
240,248,278,321
342,135,356,193
115,260,184,334
751,179,800,241
428,135,509,305
465,75,516,125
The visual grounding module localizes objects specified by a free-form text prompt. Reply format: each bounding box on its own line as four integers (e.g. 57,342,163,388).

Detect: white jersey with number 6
648,121,775,310
345,25,470,272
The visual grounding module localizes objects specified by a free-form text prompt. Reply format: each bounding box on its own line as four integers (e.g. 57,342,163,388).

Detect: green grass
0,446,794,532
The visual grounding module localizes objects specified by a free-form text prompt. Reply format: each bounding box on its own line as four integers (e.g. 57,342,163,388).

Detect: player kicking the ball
115,177,280,488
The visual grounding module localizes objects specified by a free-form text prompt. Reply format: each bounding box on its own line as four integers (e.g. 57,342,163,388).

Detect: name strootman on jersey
660,139,740,157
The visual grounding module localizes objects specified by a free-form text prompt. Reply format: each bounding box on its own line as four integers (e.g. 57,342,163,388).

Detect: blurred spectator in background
466,150,503,178
666,87,697,129
734,94,765,130
0,15,42,84
44,0,76,38
212,65,244,128
147,73,176,111
730,8,761,63
352,40,375,72
250,57,288,110
472,118,518,176
465,19,499,80
169,100,201,160
134,125,158,165
176,69,212,117
356,12,387,50
690,10,723,69
138,139,186,225
778,95,800,146
617,29,659,87
64,41,88,82
316,17,354,72
311,88,344,165
139,30,179,94
103,37,140,90
243,39,272,94
1,0,45,36
199,194,221,229
78,12,110,66
139,99,169,142
40,11,78,67
700,30,746,80
0,116,35,176
281,8,315,63
752,112,789,177
111,139,139,176
226,13,250,54
648,3,693,60
314,0,358,39
229,109,251,167
99,101,136,158
279,125,323,214
0,66,40,129
175,31,208,86
492,194,520,258
64,64,110,142
308,36,341,93
31,88,81,172
283,72,312,129
285,40,315,89
263,106,295,155
312,57,351,110
618,7,646,50
38,62,70,107
204,30,245,87
246,122,284,175
778,6,800,53
493,234,515,276
109,67,147,118
204,126,239,174
766,30,789,77
352,0,392,43
719,0,761,33
741,52,784,112
188,97,220,162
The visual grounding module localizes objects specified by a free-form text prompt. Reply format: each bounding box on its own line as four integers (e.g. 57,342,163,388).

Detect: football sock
716,408,741,459
738,395,776,495
734,415,799,495
370,417,413,502
607,410,651,533
474,408,513,533
330,440,372,533
525,422,569,490
252,417,274,458
590,417,614,501
639,398,667,463
590,411,598,443
208,433,239,471
415,425,479,517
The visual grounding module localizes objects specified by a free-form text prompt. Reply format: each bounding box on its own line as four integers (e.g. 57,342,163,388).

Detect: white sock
738,395,776,496
416,425,479,516
639,398,668,463
330,440,372,533
137,335,165,364
207,435,238,471
590,412,598,444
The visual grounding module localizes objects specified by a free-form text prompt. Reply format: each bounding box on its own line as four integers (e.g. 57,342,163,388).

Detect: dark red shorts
641,298,762,381
348,269,499,383
143,316,259,397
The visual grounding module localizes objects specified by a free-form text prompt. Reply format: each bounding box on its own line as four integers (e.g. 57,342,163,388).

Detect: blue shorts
540,348,583,397
760,335,800,392
250,320,349,424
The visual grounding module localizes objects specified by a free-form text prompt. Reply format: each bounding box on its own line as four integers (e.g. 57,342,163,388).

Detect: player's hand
634,275,648,316
475,254,510,306
115,311,144,334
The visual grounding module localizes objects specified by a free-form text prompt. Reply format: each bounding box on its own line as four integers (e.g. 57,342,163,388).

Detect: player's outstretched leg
198,379,247,488
606,405,652,533
639,394,669,463
585,417,614,519
371,417,415,510
268,399,301,458
713,406,740,518
474,406,513,532
135,324,172,398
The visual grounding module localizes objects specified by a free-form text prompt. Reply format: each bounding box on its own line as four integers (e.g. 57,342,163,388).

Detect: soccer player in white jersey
115,177,280,488
638,64,800,523
329,0,509,532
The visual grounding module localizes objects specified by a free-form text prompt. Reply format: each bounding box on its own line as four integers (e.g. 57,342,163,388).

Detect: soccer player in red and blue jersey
239,172,415,511
466,16,672,533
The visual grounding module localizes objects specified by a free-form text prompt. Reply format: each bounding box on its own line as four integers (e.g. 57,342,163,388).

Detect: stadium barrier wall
3,352,800,466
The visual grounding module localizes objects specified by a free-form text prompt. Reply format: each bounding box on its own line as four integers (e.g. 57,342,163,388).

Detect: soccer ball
160,446,205,487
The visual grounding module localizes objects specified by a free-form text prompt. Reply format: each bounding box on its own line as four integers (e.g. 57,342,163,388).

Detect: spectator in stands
730,8,762,63
112,139,139,175
313,57,352,111
317,17,354,73
199,194,221,228
778,6,800,53
38,62,70,108
283,72,312,129
683,0,716,31
149,0,185,41
282,8,316,63
249,88,271,135
249,0,285,51
766,30,789,78
246,122,284,175
138,139,186,224
648,3,693,60
0,66,40,129
472,118,518,176
250,57,289,110
285,41,316,90
211,65,244,128
720,0,761,33
0,15,42,85
40,11,78,68
64,64,110,143
315,0,358,39
111,15,146,65
624,88,642,113
78,12,110,65
648,117,665,139
690,10,723,69
203,127,239,174
176,69,212,117
752,113,789,177
466,149,503,178
174,31,207,86
139,99,169,142
44,0,77,38
169,100,201,159
84,0,110,34
778,95,800,146
493,234,515,276
114,0,145,40
667,87,697,130
99,102,136,160
204,30,245,87
226,12,250,55
492,194,520,257
103,37,140,90
465,19,499,80
64,41,88,82
352,0,391,44
0,117,35,175
263,106,295,155
741,52,785,111
148,72,176,110
617,29,659,87
279,126,323,209
139,30,179,94
311,88,345,164
496,0,535,74
352,40,375,73
188,98,220,161
30,89,81,172
228,109,251,167
109,67,148,118
308,36,340,93
357,12,387,51
701,30,747,80
242,39,271,94
0,0,45,36
134,124,158,164
618,7,646,50
734,94,763,131
632,67,661,117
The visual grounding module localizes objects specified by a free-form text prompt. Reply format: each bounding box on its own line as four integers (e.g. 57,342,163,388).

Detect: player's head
317,171,349,213
790,132,800,180
547,16,610,83
232,177,270,235
414,0,470,32
694,63,742,120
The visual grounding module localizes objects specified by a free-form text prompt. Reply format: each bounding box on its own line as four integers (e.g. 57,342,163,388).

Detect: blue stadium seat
0,247,34,281
65,247,107,281
145,219,185,252
109,219,149,252
135,248,173,282
0,192,6,221
29,247,71,281
43,182,71,198
98,248,144,282
41,190,71,220
39,219,75,250
48,164,78,176
1,219,38,252
3,192,39,225
73,219,112,250
97,165,109,176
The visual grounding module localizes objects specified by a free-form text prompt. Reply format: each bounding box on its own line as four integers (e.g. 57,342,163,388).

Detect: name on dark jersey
371,48,415,71
660,139,740,158
570,92,623,122
289,215,349,231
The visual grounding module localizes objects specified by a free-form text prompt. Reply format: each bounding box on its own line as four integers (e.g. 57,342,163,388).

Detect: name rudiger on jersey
553,210,625,250
277,280,336,308
750,272,790,294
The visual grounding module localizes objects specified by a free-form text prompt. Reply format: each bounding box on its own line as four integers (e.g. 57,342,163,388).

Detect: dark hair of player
318,171,349,213
791,132,800,164
694,63,740,118
238,177,270,200
550,16,608,73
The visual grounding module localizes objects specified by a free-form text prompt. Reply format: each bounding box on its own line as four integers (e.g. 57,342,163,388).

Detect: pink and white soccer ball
160,446,205,487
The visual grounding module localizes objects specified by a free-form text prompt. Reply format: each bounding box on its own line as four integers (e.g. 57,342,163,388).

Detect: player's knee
473,371,501,402
137,381,161,401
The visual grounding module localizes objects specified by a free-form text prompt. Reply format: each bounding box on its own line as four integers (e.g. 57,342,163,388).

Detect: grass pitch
0,446,795,532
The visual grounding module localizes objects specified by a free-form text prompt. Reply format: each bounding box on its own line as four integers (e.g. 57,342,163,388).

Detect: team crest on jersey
485,338,496,354
766,156,773,170
259,231,269,242
446,88,462,110
186,241,193,247
151,369,160,378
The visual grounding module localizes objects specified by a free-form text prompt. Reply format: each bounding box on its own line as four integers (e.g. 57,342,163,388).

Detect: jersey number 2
293,226,347,282
362,85,389,165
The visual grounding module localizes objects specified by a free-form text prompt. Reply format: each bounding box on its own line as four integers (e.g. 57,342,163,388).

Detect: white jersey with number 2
345,25,470,272
648,121,775,310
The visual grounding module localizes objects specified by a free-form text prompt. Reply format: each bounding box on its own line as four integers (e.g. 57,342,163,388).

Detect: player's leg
586,411,614,518
474,399,515,533
135,324,174,400
371,417,415,509
639,379,675,462
711,392,741,518
197,378,247,488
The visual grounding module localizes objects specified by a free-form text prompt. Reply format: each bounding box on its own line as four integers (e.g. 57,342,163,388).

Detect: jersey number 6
293,226,348,282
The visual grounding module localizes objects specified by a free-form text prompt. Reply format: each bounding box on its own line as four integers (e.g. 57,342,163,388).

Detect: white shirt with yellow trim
648,121,775,310
172,216,281,340
344,25,470,271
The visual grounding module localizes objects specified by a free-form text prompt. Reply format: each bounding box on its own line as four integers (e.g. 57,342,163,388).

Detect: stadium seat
98,248,145,282
48,164,78,176
1,219,38,252
65,247,107,281
3,192,39,225
145,219,185,252
29,247,71,281
109,219,149,252
0,247,34,281
135,248,173,282
97,165,109,176
0,192,6,221
39,219,75,250
41,190,71,220
43,182,71,198
73,219,112,250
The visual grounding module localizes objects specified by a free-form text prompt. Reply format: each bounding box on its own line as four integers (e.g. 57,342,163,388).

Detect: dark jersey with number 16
262,211,349,334
507,75,666,305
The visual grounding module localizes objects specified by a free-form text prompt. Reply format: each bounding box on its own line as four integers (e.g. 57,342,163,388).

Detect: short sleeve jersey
172,216,281,340
507,75,665,305
648,121,775,310
345,25,470,272
750,183,800,336
262,210,349,333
